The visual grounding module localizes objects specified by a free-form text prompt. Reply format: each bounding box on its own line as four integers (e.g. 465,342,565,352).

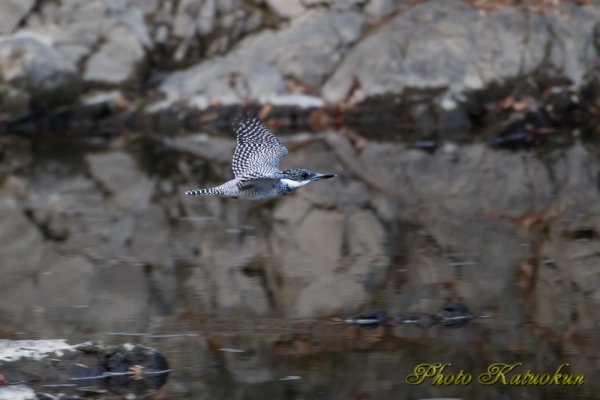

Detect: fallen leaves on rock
285,79,321,96
516,261,536,290
129,364,145,380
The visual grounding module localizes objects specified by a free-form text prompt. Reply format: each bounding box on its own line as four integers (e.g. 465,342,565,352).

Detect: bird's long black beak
312,173,336,181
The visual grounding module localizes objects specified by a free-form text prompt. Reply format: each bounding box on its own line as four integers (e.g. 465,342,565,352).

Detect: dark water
1,129,600,399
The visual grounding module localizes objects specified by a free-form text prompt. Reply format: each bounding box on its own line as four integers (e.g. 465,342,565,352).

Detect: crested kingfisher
185,114,336,200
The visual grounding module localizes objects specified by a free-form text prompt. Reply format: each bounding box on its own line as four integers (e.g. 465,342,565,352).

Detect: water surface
1,130,599,399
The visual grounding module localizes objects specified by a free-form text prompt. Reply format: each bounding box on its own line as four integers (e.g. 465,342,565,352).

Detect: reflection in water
1,131,600,399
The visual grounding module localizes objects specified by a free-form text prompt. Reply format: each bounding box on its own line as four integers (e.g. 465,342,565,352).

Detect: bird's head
280,168,336,189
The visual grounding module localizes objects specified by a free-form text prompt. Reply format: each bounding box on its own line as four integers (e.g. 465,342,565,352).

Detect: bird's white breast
281,178,311,189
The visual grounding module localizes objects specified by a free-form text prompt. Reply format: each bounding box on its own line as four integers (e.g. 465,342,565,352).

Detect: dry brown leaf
129,364,145,380
516,262,535,289
258,104,272,120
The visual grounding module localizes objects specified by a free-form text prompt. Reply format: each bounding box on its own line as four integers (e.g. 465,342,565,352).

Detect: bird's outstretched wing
231,114,288,178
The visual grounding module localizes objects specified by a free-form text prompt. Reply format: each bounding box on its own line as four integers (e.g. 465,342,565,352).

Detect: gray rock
292,275,367,317
159,0,267,62
33,1,60,25
0,340,169,399
30,175,113,256
273,194,312,226
0,86,30,119
127,0,161,13
2,0,599,113
52,19,105,49
160,51,286,107
365,0,403,17
173,0,216,38
0,385,36,400
0,207,46,322
0,0,35,35
0,209,45,278
164,134,235,165
119,8,153,49
36,252,95,308
83,25,146,86
323,0,600,102
88,264,153,332
55,43,91,66
85,151,151,211
129,207,171,266
345,209,389,278
266,0,306,19
69,0,107,22
159,10,364,106
226,352,274,383
274,208,344,280
325,134,558,216
0,339,77,362
260,10,365,87
190,222,271,315
281,136,368,207
0,36,79,113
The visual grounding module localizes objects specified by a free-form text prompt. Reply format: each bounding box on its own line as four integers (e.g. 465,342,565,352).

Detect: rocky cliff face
1,0,599,129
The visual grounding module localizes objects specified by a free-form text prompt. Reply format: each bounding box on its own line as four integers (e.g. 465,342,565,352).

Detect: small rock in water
437,304,475,328
490,124,531,149
348,310,388,327
0,384,37,400
395,313,440,329
279,375,302,381
218,348,246,353
395,304,490,329
0,340,169,399
413,137,439,151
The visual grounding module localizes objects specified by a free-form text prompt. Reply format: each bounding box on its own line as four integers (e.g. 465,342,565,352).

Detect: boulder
160,50,287,108
159,10,364,108
266,0,306,19
345,209,390,279
83,25,146,87
274,208,344,280
259,10,365,87
323,0,600,102
0,36,80,117
292,275,367,317
172,0,216,38
85,151,151,212
162,0,268,63
0,0,35,35
0,340,169,400
365,0,403,17
0,209,45,288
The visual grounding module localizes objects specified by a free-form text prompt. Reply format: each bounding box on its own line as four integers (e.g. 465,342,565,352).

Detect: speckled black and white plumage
185,114,335,200
231,113,288,179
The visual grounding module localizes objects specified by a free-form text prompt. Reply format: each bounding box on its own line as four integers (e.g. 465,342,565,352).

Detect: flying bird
185,114,335,200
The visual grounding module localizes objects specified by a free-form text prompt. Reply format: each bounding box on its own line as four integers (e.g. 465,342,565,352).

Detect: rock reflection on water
1,131,600,399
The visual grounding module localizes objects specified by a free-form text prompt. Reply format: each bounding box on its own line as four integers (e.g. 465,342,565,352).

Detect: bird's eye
301,172,309,179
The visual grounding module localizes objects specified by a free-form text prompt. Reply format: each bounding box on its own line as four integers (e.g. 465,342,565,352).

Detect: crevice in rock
565,227,598,241
14,0,43,32
22,207,69,242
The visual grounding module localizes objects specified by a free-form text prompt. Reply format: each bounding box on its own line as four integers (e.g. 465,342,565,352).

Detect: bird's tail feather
185,188,222,196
